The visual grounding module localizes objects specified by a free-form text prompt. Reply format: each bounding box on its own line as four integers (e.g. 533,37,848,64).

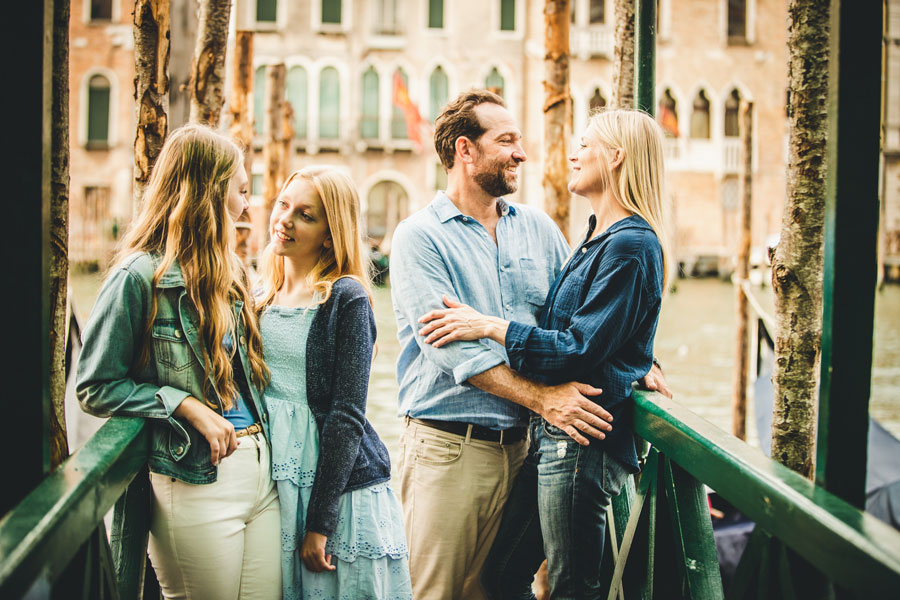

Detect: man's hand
468,366,613,446
638,363,673,398
300,531,336,573
539,382,612,446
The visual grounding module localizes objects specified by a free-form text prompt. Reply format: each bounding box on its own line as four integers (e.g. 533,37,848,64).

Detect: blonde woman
77,125,280,599
418,109,670,598
257,166,411,599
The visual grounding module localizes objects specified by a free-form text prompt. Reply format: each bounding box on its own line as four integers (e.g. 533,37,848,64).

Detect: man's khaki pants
398,418,528,600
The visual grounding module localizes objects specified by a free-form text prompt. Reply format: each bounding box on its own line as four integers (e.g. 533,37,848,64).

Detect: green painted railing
604,391,900,599
0,417,151,599
3,397,900,598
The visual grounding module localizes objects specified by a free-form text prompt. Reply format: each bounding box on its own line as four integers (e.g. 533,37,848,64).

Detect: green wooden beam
0,417,149,598
661,457,724,598
633,391,900,595
816,0,882,510
110,467,154,599
634,0,656,115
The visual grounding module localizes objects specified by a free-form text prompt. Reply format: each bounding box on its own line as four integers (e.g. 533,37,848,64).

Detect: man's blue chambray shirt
505,214,664,472
390,191,570,430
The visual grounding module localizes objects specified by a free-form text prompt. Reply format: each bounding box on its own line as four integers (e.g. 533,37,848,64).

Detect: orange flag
658,103,680,137
392,71,425,149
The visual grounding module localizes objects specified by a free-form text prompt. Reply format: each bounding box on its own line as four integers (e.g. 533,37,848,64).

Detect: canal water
69,273,900,465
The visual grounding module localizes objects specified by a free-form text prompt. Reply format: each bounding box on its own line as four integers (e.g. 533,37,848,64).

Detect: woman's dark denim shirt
293,277,392,536
505,215,664,473
76,252,269,484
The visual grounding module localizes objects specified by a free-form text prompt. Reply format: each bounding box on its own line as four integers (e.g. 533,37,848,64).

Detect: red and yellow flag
393,71,425,149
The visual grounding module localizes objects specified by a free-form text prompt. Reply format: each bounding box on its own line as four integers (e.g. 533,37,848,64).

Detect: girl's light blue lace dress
261,304,412,600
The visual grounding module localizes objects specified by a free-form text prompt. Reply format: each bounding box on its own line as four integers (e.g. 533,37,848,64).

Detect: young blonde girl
77,124,280,599
257,166,412,599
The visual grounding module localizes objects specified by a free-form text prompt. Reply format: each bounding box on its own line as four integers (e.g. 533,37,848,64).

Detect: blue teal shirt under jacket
390,191,570,430
505,214,664,472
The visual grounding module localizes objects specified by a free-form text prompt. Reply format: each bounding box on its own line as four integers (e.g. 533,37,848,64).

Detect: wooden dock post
732,101,753,441
543,0,572,241
262,64,286,220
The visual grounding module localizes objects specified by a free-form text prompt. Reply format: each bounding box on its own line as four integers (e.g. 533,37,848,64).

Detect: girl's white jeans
147,432,281,600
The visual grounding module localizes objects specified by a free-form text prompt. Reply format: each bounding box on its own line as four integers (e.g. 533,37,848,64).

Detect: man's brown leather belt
409,418,527,445
236,423,262,438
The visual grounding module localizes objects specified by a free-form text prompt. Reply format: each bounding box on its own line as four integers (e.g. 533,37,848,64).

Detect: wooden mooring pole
229,31,254,176
189,0,231,126
543,0,572,241
732,101,753,441
262,64,286,217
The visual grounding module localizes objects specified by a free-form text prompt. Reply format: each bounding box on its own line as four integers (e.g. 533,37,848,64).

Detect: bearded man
391,90,634,600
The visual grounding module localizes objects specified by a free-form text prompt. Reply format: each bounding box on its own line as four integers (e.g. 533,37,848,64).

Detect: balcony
570,25,614,60
722,138,742,173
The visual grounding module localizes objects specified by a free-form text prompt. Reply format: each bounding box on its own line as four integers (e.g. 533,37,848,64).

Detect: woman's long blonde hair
585,108,673,291
114,124,268,410
257,166,373,308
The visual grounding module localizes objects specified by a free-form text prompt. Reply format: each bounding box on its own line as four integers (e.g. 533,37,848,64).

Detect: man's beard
474,158,518,198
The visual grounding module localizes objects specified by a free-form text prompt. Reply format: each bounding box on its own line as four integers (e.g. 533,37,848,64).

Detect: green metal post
633,0,656,114
1,0,53,515
816,0,883,509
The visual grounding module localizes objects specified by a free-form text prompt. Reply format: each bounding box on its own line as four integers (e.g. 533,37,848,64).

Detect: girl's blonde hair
585,108,673,291
114,124,268,410
258,166,373,308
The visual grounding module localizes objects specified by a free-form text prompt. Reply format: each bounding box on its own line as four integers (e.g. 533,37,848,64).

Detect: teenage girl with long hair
77,124,280,599
257,166,412,599
419,108,671,598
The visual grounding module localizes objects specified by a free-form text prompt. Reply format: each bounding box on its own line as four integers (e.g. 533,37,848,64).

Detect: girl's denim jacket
76,252,269,484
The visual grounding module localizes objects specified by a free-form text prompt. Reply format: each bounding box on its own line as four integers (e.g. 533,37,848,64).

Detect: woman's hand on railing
639,364,673,399
172,397,238,465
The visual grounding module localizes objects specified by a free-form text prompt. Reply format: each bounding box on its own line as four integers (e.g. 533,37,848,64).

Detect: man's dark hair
434,90,506,170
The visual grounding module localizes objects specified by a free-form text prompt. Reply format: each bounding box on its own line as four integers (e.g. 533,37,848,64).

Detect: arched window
589,87,607,114
319,67,340,139
253,65,266,136
87,74,111,147
429,66,449,122
361,67,380,139
367,181,409,240
690,89,710,139
724,89,741,137
391,68,409,139
486,67,505,99
286,66,308,139
658,88,679,137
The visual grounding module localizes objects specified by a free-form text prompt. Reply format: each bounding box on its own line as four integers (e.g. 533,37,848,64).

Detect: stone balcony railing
570,25,614,60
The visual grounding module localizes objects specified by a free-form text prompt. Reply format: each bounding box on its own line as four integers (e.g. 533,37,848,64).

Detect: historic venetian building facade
68,0,900,279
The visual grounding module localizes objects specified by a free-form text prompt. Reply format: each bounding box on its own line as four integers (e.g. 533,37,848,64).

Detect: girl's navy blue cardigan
302,277,391,536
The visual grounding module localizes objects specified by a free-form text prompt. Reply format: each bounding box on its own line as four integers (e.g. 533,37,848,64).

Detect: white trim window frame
312,0,352,34
253,0,283,31
720,0,756,45
83,0,120,24
79,67,119,149
493,0,524,39
423,0,449,34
